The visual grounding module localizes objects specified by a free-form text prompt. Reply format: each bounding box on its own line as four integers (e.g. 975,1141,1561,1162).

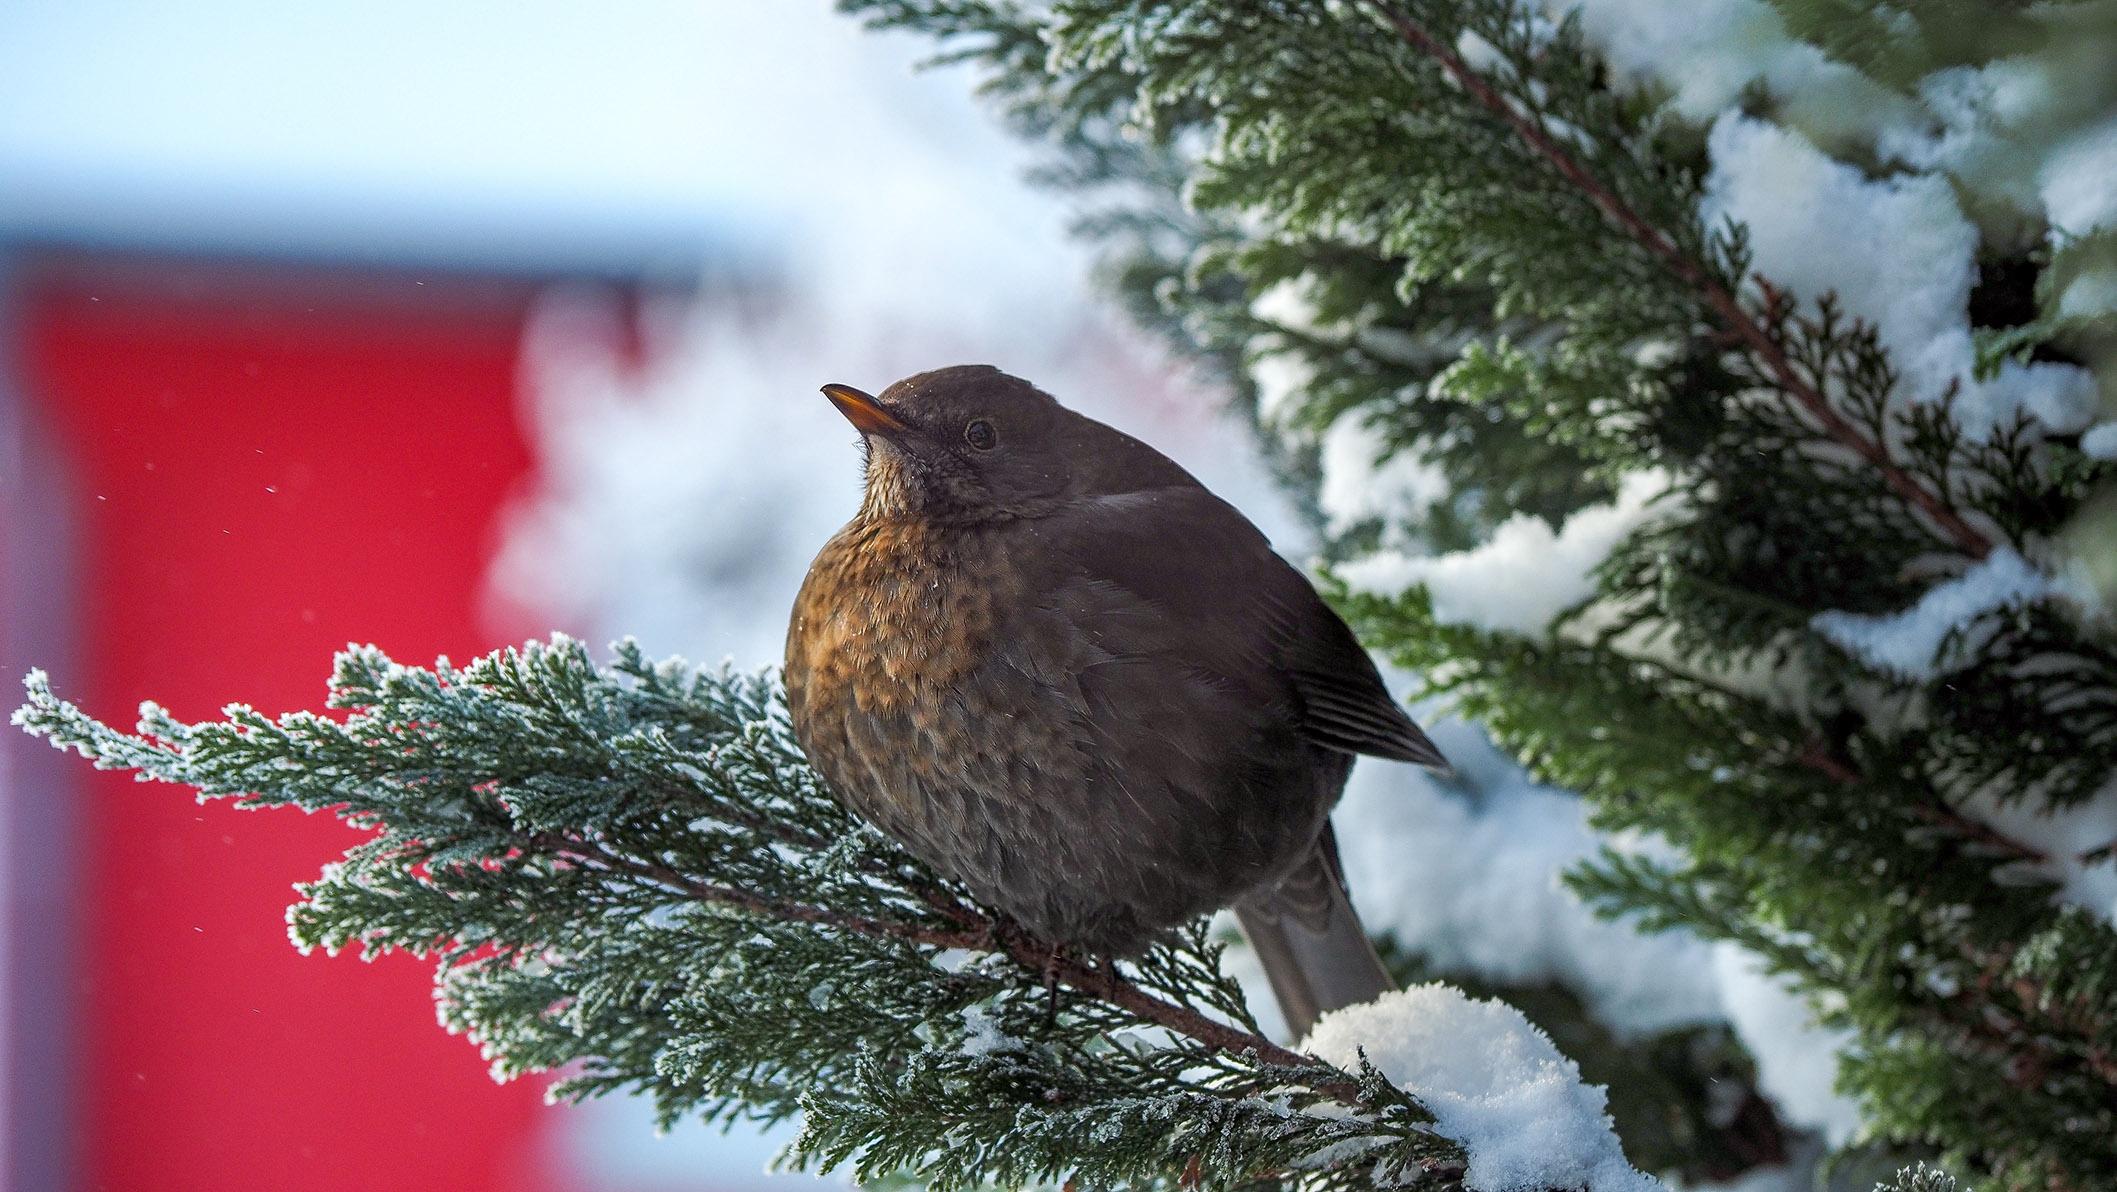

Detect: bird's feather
1042,486,1445,769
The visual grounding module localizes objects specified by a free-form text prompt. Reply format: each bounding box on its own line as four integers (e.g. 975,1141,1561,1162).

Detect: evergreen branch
841,1,2117,1184
13,640,1486,1190
1561,642,2058,872
532,830,1329,1077
1789,744,2053,867
1352,0,1998,560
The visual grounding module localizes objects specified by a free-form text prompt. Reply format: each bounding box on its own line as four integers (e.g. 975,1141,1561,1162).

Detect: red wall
18,253,562,1191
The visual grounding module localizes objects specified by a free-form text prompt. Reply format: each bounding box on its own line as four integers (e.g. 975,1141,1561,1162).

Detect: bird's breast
787,518,1011,723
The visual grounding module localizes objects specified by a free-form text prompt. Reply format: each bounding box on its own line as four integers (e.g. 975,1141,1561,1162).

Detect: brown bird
784,365,1446,1036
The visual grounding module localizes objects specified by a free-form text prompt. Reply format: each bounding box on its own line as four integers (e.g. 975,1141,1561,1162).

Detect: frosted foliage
1709,948,1863,1145
1335,471,1669,634
1304,985,1661,1192
1811,548,2065,681
1335,719,1723,1037
958,1005,1017,1058
1702,115,2100,438
1318,411,1450,536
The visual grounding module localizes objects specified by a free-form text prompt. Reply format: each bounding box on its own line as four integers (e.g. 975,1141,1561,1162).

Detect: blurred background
0,3,1294,1189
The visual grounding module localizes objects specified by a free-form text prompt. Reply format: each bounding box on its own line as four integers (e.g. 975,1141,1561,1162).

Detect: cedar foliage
16,1,2117,1189
847,1,2117,1188
14,641,1469,1191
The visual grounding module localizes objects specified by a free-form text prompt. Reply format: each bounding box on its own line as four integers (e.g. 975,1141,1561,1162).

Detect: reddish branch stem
1352,0,2114,1117
532,835,1323,1073
1795,736,2047,867
1783,763,2117,1092
1355,0,1995,560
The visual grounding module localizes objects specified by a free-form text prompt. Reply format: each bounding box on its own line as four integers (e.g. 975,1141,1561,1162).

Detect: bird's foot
1041,943,1064,1027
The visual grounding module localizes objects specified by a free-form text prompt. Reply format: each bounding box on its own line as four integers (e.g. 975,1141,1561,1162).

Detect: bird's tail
1234,827,1395,1040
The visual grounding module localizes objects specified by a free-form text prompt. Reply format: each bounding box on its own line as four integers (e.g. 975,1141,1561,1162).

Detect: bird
783,365,1447,1037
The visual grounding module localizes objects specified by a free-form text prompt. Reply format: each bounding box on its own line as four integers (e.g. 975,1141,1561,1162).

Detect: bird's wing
1038,486,1446,769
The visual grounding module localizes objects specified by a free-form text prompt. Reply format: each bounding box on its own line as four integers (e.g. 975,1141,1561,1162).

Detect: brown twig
529,834,1324,1074
1353,0,1996,560
1793,743,2052,866
1779,768,2117,1093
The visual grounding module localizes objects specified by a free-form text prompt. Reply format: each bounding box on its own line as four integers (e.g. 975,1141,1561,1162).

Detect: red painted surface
21,256,558,1192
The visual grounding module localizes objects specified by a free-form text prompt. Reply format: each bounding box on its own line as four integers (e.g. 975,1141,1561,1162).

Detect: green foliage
17,0,2117,1187
13,639,1470,1191
852,0,2117,1187
1759,0,2054,89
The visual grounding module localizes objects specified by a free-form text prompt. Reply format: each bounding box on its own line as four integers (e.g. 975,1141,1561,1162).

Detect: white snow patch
1702,113,2098,438
1875,61,2054,215
1556,0,1887,139
1335,719,1724,1038
1249,276,1329,426
2040,115,2117,236
1336,471,1669,635
2059,267,2117,322
1703,118,1967,388
1710,947,1863,1145
1250,350,1319,428
1811,547,2060,681
1982,361,2101,435
958,1005,1017,1058
1318,412,1451,535
1303,984,1661,1192
2083,423,2117,461
1964,777,2117,922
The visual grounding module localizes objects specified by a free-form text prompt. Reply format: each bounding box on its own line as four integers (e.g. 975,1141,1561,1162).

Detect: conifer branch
839,1,2117,1184
12,641,1475,1189
527,831,1327,1076
1353,0,1997,560
1791,744,2053,866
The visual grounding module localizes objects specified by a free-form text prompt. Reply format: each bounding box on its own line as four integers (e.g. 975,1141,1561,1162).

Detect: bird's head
821,365,1196,522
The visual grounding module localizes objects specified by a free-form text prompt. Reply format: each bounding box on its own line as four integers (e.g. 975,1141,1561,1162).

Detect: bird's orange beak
821,383,910,436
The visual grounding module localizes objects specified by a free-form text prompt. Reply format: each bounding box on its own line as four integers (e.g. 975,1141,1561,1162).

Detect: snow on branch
13,639,1649,1191
1305,985,1658,1192
1336,472,1669,636
1811,548,2076,682
1353,0,2001,561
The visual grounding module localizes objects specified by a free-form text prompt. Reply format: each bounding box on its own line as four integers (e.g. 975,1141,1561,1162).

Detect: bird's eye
964,419,998,451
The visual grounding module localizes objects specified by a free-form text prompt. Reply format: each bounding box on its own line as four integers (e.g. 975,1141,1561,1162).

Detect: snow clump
1303,984,1660,1192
